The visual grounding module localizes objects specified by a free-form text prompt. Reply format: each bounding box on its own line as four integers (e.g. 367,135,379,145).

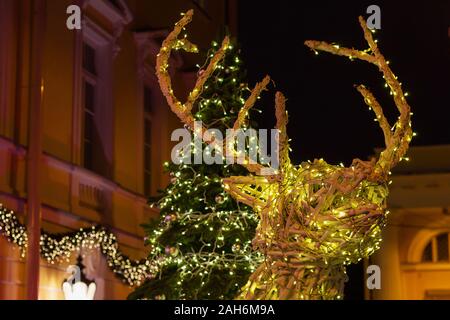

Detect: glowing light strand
0,203,153,286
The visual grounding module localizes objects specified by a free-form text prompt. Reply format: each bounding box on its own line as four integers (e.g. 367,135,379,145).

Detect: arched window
422,232,450,263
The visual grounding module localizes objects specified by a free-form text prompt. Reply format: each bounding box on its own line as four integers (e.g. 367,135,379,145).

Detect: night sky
238,0,450,166
238,0,449,300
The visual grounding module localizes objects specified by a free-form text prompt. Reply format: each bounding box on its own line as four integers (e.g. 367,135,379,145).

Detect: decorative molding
82,16,114,46
401,262,450,271
83,0,133,26
82,16,120,58
407,228,450,263
83,0,134,57
0,135,150,208
79,183,104,211
133,30,184,79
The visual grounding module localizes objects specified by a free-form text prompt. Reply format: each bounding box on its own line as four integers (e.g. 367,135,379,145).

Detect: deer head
156,10,413,300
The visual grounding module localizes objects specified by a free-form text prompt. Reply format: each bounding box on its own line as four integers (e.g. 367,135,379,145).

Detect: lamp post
62,255,96,300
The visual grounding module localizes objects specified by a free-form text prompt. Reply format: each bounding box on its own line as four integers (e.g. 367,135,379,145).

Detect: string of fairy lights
0,203,155,286
0,193,261,290
143,160,263,299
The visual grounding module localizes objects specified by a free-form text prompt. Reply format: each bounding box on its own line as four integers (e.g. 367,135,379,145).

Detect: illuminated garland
0,203,155,286
0,204,28,257
0,202,260,289
155,11,414,300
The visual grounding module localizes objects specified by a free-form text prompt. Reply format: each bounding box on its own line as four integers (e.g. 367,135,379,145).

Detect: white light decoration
0,204,154,286
62,281,96,300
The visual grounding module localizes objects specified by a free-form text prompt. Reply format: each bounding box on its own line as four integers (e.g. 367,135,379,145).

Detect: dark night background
238,0,450,299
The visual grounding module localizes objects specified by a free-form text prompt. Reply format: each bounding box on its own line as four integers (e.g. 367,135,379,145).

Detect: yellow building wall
368,150,450,300
0,0,231,300
113,30,141,193
42,0,74,163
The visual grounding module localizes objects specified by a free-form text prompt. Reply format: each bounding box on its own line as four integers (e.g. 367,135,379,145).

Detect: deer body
156,10,412,300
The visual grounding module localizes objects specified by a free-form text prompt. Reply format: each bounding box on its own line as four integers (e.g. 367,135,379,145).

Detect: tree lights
129,18,263,299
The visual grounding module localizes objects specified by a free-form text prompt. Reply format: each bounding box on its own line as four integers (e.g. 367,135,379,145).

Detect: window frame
421,232,450,263
72,17,115,178
81,41,99,172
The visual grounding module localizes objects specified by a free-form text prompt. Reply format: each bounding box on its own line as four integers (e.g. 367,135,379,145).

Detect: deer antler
275,92,290,177
156,9,271,175
305,16,413,180
156,9,225,131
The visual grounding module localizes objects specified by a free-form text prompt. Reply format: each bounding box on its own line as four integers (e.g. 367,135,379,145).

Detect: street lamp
62,255,96,300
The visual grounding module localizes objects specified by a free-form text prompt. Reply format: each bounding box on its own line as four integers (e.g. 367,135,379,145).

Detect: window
80,37,112,178
83,42,97,75
72,7,129,180
82,42,98,172
143,86,152,196
422,233,450,262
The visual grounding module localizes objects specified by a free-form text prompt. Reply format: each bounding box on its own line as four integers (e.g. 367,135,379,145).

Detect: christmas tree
128,39,262,300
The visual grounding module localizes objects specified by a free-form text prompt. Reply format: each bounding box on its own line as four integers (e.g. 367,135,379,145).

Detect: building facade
368,145,450,299
0,0,234,299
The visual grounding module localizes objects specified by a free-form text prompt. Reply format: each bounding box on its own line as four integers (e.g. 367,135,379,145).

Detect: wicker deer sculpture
156,10,412,299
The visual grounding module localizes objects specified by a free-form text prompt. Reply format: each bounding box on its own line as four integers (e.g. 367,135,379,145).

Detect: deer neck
237,259,347,300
